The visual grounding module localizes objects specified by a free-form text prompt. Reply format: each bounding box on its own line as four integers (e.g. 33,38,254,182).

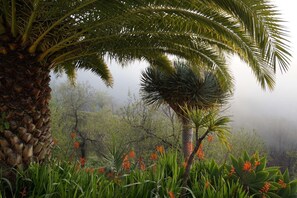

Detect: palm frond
0,0,291,89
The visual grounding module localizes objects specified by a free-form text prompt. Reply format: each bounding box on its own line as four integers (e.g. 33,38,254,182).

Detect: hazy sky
52,0,297,140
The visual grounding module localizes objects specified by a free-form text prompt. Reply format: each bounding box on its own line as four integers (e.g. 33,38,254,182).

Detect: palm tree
0,0,291,169
140,62,232,159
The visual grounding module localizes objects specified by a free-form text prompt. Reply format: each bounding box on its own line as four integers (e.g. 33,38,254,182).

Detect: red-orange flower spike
156,145,165,154
74,141,80,149
70,132,76,139
107,171,114,178
128,150,136,159
254,160,261,167
243,161,252,172
229,166,235,176
185,142,193,154
278,179,287,189
138,157,146,171
98,167,105,174
89,168,95,173
260,182,271,193
196,144,204,159
150,152,158,160
207,135,213,142
80,157,86,167
168,191,175,198
122,155,131,171
205,180,210,188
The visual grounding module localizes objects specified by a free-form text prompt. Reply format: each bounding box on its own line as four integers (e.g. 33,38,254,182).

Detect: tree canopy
0,0,291,87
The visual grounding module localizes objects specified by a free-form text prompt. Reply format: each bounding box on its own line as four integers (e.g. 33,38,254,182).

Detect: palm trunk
181,117,193,160
0,51,53,170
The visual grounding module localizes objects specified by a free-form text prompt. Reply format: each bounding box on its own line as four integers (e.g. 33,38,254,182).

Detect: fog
51,0,297,146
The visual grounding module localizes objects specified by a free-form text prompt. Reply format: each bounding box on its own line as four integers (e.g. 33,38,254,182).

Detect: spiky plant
0,0,291,170
141,62,232,159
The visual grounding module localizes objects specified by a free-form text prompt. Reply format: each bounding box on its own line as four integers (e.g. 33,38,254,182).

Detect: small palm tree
140,62,232,159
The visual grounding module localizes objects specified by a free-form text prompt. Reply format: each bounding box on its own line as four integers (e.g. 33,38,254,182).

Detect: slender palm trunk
181,117,193,160
0,51,53,170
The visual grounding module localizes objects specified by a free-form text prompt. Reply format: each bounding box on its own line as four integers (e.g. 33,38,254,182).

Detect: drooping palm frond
0,0,291,88
140,61,233,114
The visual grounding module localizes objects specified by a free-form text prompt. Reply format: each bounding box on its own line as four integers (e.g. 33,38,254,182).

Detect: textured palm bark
181,117,193,160
0,50,53,170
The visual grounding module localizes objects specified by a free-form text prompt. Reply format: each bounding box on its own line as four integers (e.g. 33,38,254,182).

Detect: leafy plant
228,152,297,198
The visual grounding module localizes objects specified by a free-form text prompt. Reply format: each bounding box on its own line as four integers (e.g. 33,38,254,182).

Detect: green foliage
0,0,291,88
205,129,267,164
141,62,232,111
1,152,296,198
228,152,297,198
185,107,231,148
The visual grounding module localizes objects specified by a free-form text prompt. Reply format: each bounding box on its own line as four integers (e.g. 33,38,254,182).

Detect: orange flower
89,167,95,173
243,161,252,172
80,157,86,167
205,180,210,188
260,182,271,193
70,132,76,139
196,144,204,160
98,167,105,174
168,191,175,198
122,155,131,171
185,142,193,154
278,179,287,189
156,145,165,154
85,168,90,173
138,157,146,171
123,154,129,161
107,171,114,178
150,152,158,160
128,150,136,159
254,161,261,167
229,166,236,176
74,141,80,149
207,135,213,142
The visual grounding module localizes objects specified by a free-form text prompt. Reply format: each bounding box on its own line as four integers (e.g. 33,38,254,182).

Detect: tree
51,82,110,164
141,62,232,159
0,0,290,169
180,108,231,197
121,96,181,156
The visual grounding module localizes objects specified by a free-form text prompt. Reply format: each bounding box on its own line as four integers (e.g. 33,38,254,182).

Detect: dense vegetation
0,0,291,169
1,82,297,197
1,150,296,198
0,0,295,197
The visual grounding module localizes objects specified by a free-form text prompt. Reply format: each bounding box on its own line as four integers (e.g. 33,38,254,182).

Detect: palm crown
0,0,291,87
141,62,232,115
